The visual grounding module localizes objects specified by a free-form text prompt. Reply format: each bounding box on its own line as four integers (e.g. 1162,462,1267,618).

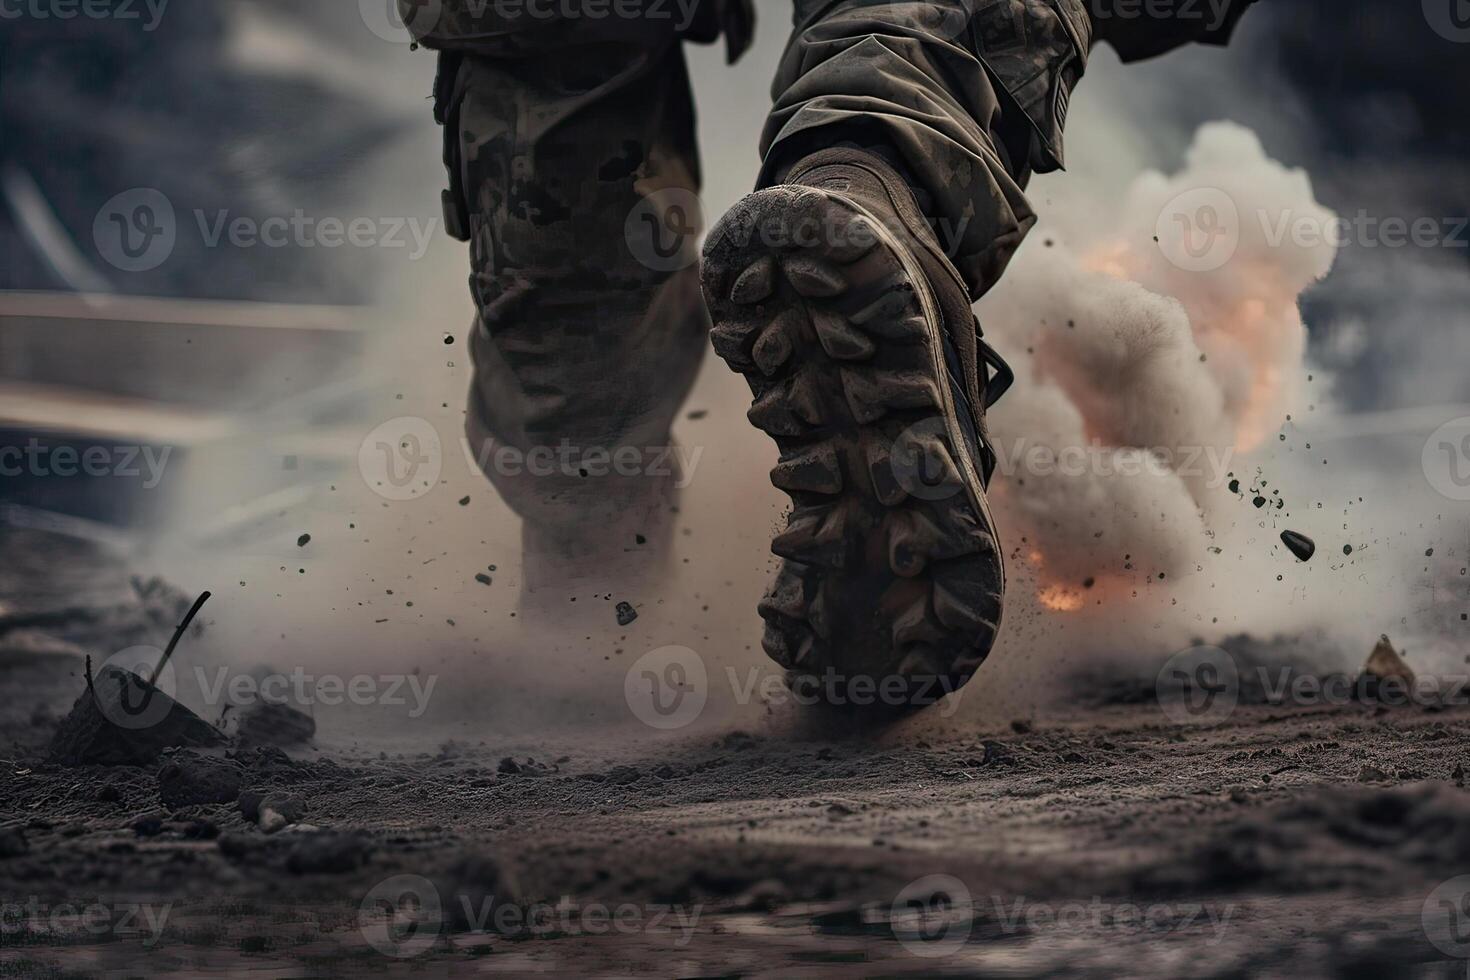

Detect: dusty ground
2,528,1470,978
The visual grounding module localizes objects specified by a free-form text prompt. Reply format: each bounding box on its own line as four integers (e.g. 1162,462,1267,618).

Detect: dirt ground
2,527,1470,978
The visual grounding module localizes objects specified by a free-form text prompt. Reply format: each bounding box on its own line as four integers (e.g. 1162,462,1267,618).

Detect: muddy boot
701,147,1010,710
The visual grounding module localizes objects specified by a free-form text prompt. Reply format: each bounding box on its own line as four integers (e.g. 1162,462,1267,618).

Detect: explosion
979,122,1339,601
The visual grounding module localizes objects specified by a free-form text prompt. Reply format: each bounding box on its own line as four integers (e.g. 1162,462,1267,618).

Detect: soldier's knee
467,263,707,445
462,363,684,533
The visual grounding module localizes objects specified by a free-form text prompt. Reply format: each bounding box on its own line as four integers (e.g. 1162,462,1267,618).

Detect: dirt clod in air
1281,530,1316,562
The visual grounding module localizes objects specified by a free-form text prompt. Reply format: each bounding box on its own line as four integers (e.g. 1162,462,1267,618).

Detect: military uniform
407,0,1258,540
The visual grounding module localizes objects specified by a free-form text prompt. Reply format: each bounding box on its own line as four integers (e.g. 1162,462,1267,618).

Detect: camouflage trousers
418,0,1082,540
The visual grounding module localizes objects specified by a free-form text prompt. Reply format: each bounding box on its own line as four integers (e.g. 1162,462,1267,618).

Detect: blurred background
1,1,1466,740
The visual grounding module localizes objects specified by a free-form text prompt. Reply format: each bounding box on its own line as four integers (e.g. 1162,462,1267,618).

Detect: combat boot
701,147,1011,711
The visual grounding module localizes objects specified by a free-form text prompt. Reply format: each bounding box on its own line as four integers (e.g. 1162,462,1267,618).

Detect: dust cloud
141,9,1456,741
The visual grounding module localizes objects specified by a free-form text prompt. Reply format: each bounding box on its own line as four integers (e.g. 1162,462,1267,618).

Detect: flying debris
1280,530,1316,562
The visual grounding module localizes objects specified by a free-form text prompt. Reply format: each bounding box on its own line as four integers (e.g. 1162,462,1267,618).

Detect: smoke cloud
979,122,1338,593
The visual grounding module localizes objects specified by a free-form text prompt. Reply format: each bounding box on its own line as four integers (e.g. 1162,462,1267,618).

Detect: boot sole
701,185,1005,711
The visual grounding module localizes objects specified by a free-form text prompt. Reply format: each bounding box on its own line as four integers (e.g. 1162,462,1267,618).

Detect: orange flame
1026,549,1087,612
1037,584,1085,612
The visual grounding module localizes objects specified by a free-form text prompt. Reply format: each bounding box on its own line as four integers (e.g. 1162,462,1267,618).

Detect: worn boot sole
702,184,1005,710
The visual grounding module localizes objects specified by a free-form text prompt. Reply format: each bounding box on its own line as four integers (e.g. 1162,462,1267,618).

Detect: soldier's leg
701,1,1085,703
758,0,1081,296
428,15,709,572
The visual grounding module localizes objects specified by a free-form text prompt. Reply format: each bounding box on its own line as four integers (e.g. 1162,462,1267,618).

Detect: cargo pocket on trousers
435,51,472,243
